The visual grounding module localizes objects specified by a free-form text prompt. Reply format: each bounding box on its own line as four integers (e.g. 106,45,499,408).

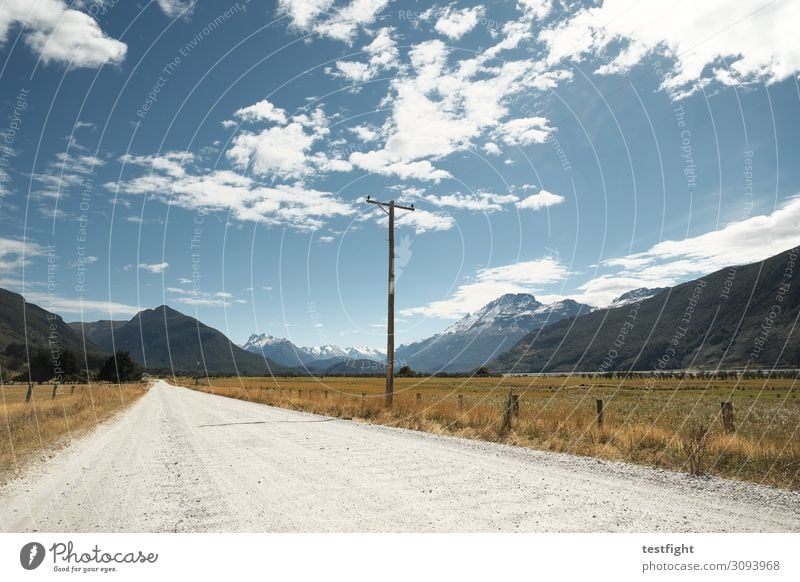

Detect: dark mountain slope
68,319,126,346
89,305,287,375
492,247,800,372
0,288,100,354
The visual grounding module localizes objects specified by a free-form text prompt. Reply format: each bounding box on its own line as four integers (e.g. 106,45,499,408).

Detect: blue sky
1,0,799,348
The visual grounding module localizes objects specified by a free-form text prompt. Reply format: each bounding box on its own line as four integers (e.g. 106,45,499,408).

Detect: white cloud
113,154,353,230
540,0,800,98
516,189,565,210
575,197,800,306
0,237,44,271
348,124,381,142
156,0,196,18
232,99,288,124
376,208,455,234
333,60,373,82
329,27,399,82
279,0,389,43
226,107,331,180
32,145,106,198
364,27,399,68
0,0,126,68
417,191,518,213
228,122,320,179
314,0,390,43
121,151,192,178
318,235,335,243
401,257,568,319
348,35,568,180
24,292,139,316
482,142,501,155
278,0,334,29
517,0,553,21
349,151,452,182
494,117,552,146
138,262,169,274
433,5,485,40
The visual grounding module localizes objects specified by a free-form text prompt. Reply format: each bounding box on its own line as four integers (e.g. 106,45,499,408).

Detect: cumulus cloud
516,189,565,210
494,117,552,146
348,35,569,180
482,142,501,156
432,5,485,40
328,27,399,83
279,0,389,43
226,107,333,180
540,0,800,98
401,257,568,319
0,0,127,68
156,0,196,18
231,99,288,124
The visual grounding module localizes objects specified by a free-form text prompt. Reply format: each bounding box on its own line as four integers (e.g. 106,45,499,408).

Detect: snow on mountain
243,334,287,349
243,334,385,366
396,293,593,372
609,287,667,309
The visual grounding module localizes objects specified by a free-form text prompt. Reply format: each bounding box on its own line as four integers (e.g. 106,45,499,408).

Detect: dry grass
0,382,149,481
181,374,800,490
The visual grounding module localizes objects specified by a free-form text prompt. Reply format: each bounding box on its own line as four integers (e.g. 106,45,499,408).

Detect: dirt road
1,380,798,532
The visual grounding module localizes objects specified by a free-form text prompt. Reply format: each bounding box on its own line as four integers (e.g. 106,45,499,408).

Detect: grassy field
0,382,149,481
181,374,800,490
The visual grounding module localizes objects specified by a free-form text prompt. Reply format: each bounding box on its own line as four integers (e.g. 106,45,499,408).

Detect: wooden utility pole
366,195,415,407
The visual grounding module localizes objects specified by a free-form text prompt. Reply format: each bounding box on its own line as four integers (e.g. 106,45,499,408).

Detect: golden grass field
0,382,149,481
182,374,800,490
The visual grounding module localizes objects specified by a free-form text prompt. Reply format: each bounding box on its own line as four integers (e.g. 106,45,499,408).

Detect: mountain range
393,294,593,372
241,333,385,369
2,246,798,377
69,306,286,375
492,247,800,372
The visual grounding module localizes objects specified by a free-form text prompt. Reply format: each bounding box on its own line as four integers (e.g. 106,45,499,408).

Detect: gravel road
2,380,799,532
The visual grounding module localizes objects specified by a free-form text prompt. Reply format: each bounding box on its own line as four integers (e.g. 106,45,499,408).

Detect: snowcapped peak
243,333,286,348
444,293,542,335
609,287,666,308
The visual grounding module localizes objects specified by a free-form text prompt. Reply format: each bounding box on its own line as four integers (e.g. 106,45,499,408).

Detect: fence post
324,390,328,399
71,385,75,395
501,388,513,434
721,401,735,433
25,383,33,402
299,389,303,398
52,383,58,399
361,392,366,415
512,393,520,416
596,399,604,428
458,394,464,411
416,393,421,404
